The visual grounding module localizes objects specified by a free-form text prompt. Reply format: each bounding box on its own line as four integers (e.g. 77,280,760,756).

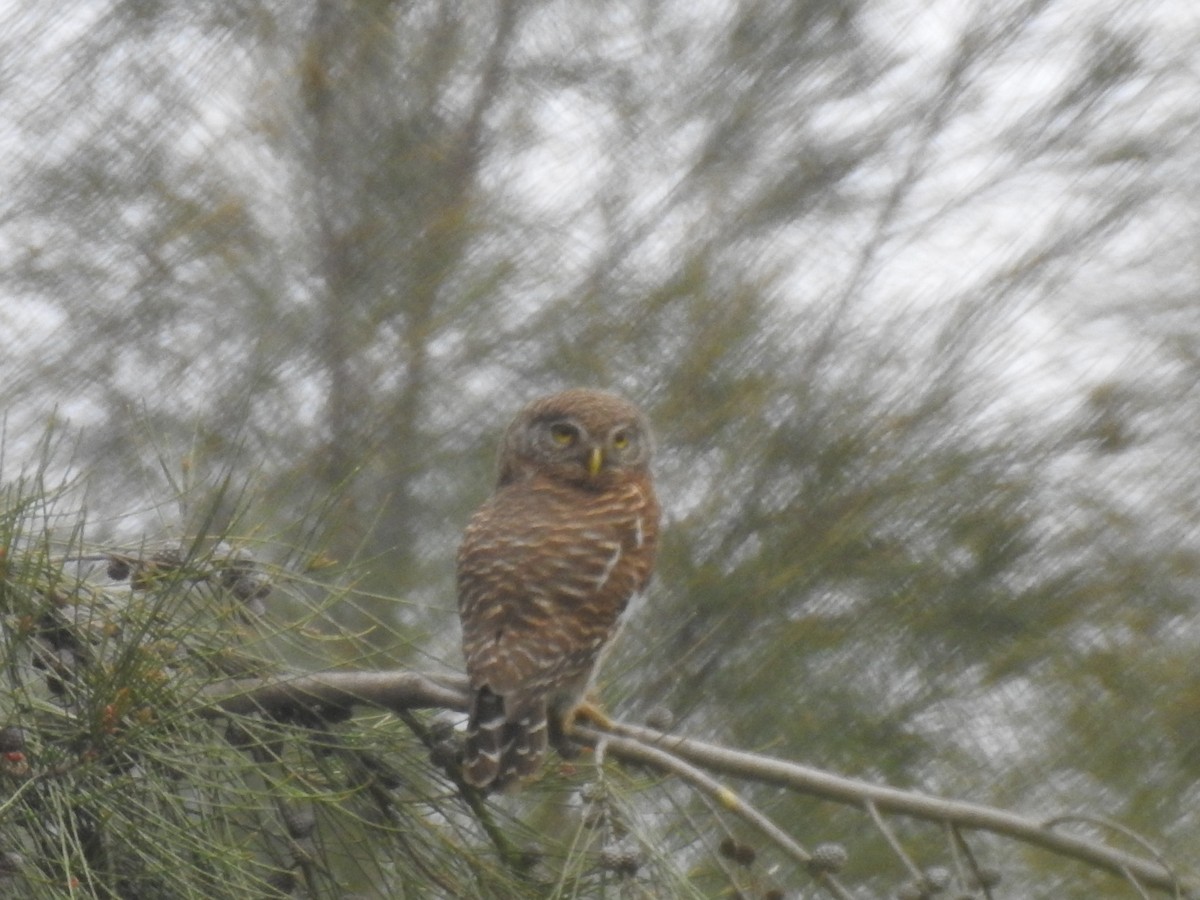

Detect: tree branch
200,669,1194,898
599,720,1191,897
201,670,469,718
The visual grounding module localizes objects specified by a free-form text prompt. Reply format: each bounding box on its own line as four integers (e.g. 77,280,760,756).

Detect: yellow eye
549,423,577,446
611,431,630,450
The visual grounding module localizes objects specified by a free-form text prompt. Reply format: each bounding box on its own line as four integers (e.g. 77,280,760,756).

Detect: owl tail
462,688,547,790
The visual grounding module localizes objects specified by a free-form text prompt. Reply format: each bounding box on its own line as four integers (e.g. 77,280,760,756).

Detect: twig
1042,814,1178,884
950,825,997,900
574,725,856,900
1117,866,1154,900
866,798,924,883
1044,814,1179,900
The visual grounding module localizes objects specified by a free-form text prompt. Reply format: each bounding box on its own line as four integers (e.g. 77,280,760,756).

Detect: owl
457,388,660,790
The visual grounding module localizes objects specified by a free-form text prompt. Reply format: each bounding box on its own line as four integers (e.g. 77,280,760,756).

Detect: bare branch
603,719,1192,897
199,669,1195,898
866,798,924,884
201,670,469,719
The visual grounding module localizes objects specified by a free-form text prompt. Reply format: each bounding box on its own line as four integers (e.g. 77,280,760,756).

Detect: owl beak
587,446,604,477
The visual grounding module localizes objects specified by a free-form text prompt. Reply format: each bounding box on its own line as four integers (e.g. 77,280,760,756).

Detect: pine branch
201,668,1195,898
202,669,468,718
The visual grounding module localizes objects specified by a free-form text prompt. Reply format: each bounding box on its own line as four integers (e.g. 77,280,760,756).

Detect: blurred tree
1,0,1198,896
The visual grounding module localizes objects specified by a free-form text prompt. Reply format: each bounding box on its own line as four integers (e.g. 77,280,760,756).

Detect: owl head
496,388,653,489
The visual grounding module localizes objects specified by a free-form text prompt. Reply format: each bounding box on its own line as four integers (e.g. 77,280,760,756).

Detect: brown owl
457,389,660,790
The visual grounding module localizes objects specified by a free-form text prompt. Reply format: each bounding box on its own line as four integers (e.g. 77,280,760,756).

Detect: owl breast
457,474,659,698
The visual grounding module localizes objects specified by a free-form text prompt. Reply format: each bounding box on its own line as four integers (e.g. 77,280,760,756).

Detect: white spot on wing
477,710,506,728
596,543,621,591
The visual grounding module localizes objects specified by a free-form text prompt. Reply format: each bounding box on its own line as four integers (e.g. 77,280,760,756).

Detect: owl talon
571,700,614,731
548,700,613,760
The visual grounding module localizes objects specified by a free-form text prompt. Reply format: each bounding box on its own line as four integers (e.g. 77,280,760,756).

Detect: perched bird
457,389,660,790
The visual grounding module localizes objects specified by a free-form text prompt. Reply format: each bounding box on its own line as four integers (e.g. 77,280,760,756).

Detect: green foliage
0,465,735,898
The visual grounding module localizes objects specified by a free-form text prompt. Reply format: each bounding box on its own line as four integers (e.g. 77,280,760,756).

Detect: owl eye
611,430,631,450
549,422,578,446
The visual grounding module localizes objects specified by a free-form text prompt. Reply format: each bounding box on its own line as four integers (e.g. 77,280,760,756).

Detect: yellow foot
550,698,612,760
569,699,614,731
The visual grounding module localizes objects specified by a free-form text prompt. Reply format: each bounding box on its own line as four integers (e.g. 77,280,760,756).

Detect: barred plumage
457,389,660,790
